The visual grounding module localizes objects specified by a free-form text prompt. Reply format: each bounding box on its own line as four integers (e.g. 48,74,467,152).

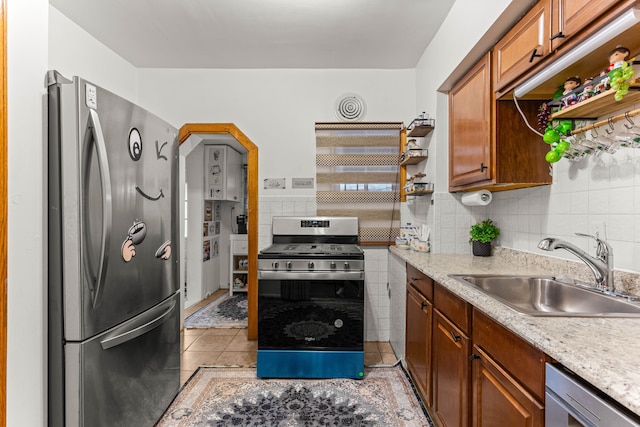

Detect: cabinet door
494,0,552,92
471,346,544,427
405,285,432,405
449,53,492,190
551,0,619,51
432,309,470,427
226,147,242,202
204,145,243,201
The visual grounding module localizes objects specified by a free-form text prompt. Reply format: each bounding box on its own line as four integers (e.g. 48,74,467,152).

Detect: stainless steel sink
449,274,640,317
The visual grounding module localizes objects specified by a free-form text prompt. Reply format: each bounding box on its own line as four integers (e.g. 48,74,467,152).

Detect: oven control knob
330,261,336,270
344,262,350,270
308,262,314,270
272,261,279,270
286,261,292,270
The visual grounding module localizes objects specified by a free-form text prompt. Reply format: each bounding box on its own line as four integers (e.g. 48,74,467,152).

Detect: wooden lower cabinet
471,346,544,427
403,269,548,427
405,284,432,405
432,309,471,427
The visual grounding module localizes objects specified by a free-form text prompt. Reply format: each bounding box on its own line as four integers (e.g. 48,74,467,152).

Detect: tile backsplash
403,131,640,277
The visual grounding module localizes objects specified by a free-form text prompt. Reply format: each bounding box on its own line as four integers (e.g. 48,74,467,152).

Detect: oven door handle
258,271,364,281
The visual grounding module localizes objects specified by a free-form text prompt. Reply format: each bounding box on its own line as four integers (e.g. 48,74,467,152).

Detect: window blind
315,122,402,244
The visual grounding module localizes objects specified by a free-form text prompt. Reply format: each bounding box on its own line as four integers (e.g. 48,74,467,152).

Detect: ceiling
49,0,456,69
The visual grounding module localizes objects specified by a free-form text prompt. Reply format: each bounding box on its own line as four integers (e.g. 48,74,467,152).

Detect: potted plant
469,219,500,257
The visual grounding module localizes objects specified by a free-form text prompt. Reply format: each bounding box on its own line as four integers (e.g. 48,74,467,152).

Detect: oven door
258,271,364,351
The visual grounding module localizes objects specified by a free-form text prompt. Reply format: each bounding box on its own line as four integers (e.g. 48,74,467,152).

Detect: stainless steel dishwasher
546,363,640,427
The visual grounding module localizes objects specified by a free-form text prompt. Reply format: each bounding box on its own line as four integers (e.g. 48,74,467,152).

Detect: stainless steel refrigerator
47,71,180,427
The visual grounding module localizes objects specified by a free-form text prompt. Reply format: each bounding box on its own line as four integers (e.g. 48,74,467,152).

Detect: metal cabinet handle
450,331,461,342
421,301,429,309
469,354,480,361
550,31,565,41
529,47,543,63
480,163,488,172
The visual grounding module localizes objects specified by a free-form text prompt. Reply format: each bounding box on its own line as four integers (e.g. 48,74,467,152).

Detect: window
315,122,402,244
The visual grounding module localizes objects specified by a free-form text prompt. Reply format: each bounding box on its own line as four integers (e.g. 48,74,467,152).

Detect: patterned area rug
156,366,433,426
184,294,248,328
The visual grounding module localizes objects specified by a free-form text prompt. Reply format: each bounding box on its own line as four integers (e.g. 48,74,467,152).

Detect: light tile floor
180,292,398,385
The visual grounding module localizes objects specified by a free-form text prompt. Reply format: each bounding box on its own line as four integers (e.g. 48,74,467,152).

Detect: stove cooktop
259,243,363,257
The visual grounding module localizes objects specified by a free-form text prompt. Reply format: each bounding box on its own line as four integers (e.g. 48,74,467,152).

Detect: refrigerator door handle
100,299,176,350
86,109,113,308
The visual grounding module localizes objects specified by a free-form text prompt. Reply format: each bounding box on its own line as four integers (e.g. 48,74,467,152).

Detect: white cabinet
204,145,242,201
229,234,248,296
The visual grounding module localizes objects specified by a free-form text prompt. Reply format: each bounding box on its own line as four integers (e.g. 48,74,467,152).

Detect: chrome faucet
537,233,614,292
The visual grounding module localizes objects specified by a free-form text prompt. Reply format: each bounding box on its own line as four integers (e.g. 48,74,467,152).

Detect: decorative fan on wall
334,93,366,122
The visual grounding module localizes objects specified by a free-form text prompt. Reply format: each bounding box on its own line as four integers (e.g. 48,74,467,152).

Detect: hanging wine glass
592,119,619,154
589,129,605,155
562,132,589,159
574,131,596,156
615,112,640,148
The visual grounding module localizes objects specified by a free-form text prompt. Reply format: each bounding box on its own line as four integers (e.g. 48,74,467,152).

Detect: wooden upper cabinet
494,0,552,92
449,53,493,190
551,0,620,51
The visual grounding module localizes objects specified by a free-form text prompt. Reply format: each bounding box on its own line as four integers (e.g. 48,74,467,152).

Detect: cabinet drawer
434,282,471,335
406,264,433,301
472,308,549,401
231,239,248,254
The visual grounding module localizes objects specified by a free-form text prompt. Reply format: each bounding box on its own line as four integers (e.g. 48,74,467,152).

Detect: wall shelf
400,149,428,165
407,122,435,137
405,190,434,196
550,84,640,120
229,235,248,296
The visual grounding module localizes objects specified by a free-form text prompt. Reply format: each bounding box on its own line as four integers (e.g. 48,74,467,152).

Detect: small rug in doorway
156,366,434,427
184,294,247,329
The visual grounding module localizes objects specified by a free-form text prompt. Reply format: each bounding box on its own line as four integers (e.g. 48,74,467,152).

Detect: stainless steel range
257,216,365,379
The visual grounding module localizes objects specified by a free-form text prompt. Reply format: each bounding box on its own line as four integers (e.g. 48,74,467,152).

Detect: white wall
403,0,533,254
48,6,138,103
8,1,48,425
5,7,143,427
136,68,417,190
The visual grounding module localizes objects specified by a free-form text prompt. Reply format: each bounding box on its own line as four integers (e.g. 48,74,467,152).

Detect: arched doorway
179,124,258,340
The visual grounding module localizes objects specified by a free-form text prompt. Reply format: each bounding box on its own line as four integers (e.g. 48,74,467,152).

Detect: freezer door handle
86,109,113,308
100,299,176,350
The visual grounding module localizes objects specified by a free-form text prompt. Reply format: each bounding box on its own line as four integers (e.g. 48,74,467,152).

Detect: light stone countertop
390,246,640,417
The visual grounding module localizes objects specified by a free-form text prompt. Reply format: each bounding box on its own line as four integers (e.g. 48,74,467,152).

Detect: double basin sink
449,274,640,317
